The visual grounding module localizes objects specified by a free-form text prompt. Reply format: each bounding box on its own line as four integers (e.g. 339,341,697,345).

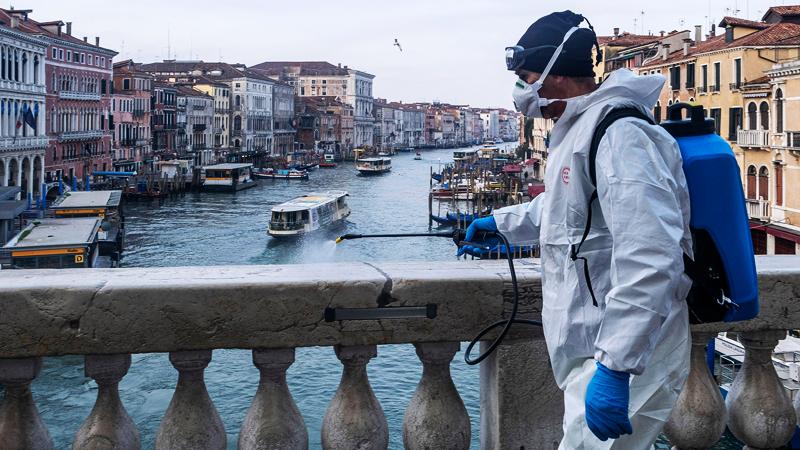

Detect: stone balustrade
0,256,797,449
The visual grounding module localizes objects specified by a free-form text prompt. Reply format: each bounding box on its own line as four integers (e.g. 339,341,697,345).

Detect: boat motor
333,229,541,365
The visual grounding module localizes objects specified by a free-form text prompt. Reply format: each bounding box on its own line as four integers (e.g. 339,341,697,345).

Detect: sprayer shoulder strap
570,107,655,307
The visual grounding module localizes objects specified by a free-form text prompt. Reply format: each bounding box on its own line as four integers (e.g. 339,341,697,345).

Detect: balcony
0,80,45,94
135,139,149,146
0,258,797,449
729,82,742,91
193,124,207,132
696,86,708,94
132,109,145,118
0,135,48,152
57,130,104,142
747,198,771,221
58,90,101,101
737,129,769,148
711,85,721,93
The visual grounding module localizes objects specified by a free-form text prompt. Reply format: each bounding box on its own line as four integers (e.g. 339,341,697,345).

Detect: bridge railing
0,256,799,449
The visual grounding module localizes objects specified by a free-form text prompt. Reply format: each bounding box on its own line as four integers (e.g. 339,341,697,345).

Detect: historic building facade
112,60,152,173
175,85,213,166
0,22,47,203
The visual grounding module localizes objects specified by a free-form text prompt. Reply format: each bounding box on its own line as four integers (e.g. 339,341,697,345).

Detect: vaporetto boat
356,157,391,175
268,191,351,238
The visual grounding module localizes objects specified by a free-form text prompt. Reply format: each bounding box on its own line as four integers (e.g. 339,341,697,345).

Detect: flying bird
394,39,403,52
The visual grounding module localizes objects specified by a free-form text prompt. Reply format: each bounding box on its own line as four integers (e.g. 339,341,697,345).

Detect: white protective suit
495,69,692,449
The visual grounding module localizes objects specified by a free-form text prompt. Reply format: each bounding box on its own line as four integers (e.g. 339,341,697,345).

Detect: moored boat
0,217,114,268
253,168,309,180
320,154,337,168
202,163,257,192
414,152,422,160
356,157,392,175
268,190,351,238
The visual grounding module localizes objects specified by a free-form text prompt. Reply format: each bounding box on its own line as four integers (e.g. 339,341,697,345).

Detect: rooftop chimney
660,30,665,37
66,22,72,36
711,23,716,36
695,25,702,44
662,43,671,60
613,27,619,37
10,16,18,29
683,38,691,56
337,63,341,68
95,36,100,47
83,36,87,43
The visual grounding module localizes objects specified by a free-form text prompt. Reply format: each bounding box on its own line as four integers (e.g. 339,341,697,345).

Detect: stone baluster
73,354,140,450
238,348,307,450
321,345,387,450
663,332,726,449
726,330,796,449
155,350,226,450
0,357,53,450
403,342,470,450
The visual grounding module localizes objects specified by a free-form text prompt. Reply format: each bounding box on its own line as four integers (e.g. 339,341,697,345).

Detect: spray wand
335,230,542,365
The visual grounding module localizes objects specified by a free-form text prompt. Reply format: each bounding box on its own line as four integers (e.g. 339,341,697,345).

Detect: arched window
747,102,758,130
235,95,241,107
233,115,241,131
760,101,770,131
776,88,784,133
758,166,769,201
33,56,39,84
746,165,757,199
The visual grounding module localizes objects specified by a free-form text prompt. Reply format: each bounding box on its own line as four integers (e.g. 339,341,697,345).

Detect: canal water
31,146,743,449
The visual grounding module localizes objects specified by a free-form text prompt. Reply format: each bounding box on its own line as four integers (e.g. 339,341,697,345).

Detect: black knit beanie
515,10,599,77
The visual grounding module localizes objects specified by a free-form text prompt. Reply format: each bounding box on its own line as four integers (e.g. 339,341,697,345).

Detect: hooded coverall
494,69,692,449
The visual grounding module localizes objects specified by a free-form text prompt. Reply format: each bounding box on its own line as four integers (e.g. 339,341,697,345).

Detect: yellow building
636,7,800,254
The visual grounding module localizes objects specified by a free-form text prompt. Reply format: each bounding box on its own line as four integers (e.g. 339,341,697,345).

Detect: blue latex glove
585,362,632,441
456,216,498,257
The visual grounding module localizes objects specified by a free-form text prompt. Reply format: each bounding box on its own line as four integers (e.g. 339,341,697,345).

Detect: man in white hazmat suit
460,11,692,449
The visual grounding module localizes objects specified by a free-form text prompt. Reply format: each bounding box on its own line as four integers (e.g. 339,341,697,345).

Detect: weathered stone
238,348,307,450
321,345,387,450
403,342,470,450
481,337,562,450
663,332,726,450
73,354,140,450
726,330,796,449
0,357,53,450
155,350,225,450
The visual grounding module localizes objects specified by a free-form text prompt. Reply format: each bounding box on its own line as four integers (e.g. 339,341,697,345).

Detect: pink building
0,9,117,184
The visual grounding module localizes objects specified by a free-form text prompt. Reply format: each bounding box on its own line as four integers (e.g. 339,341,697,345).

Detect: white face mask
511,26,580,119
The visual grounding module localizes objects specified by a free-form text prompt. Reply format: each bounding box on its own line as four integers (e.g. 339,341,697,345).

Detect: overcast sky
19,0,789,108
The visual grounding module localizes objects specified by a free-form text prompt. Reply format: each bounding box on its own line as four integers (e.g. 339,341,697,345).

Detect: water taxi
253,168,309,180
453,149,479,165
320,154,337,168
202,163,257,192
0,218,113,269
49,190,125,262
268,191,351,238
356,157,392,175
414,152,422,160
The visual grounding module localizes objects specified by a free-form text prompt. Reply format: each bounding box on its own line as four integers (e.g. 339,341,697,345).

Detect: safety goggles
505,45,558,71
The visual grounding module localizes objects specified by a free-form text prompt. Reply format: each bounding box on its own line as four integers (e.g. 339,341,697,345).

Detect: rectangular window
733,58,742,89
80,53,85,63
101,57,105,67
701,65,708,90
88,54,93,65
728,107,742,141
686,63,695,88
710,108,722,135
713,62,721,91
51,47,57,59
58,49,64,60
66,50,72,61
123,79,130,90
669,67,681,91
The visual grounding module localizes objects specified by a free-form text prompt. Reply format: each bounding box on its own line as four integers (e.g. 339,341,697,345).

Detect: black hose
335,230,542,366
463,231,542,365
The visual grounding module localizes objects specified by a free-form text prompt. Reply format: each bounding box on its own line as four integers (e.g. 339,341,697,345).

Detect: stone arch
0,158,5,186
20,156,31,196
7,157,17,187
32,155,43,197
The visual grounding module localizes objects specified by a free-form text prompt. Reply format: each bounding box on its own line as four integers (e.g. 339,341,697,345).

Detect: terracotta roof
0,8,116,54
173,84,211,98
719,16,769,29
139,61,274,83
251,61,350,76
763,5,800,19
640,21,800,68
598,33,659,48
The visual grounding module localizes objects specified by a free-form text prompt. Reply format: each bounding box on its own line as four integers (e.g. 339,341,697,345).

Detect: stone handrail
0,255,798,449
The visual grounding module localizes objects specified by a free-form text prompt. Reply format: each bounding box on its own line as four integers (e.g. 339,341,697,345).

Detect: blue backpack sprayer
333,102,759,365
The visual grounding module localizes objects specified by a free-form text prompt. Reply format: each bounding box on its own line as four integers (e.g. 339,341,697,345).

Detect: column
403,342,470,450
321,345,388,450
480,338,563,449
26,158,33,195
73,354,140,450
727,330,796,448
0,358,54,450
1,157,8,186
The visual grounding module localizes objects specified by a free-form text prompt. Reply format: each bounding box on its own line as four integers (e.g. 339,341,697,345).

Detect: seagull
394,39,403,52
